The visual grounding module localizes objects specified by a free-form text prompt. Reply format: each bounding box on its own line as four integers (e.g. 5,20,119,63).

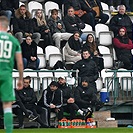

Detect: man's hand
50,103,56,108
67,98,75,103
16,79,23,90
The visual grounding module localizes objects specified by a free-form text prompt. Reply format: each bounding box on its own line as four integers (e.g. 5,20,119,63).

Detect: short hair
51,9,58,15
67,6,75,11
0,16,9,29
23,76,31,83
81,49,91,54
20,4,26,9
118,5,126,10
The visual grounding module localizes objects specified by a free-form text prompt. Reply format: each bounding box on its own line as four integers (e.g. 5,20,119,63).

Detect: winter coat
109,13,132,36
13,9,33,34
63,15,85,34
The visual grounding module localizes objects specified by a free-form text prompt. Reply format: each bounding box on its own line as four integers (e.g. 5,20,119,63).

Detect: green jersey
0,31,21,77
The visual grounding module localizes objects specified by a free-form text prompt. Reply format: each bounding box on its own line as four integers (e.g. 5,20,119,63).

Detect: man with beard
58,76,91,120
113,27,133,70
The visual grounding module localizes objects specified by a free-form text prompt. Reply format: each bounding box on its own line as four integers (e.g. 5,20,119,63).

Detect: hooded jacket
13,8,33,34
74,77,97,106
113,27,133,57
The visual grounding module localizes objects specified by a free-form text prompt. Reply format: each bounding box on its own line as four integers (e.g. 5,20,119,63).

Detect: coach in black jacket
72,49,99,93
38,81,63,126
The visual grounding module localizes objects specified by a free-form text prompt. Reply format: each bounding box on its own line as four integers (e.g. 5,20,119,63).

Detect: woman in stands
83,34,104,72
64,31,82,63
33,9,53,51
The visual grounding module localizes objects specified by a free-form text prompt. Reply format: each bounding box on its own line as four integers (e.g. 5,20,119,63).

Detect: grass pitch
0,128,133,133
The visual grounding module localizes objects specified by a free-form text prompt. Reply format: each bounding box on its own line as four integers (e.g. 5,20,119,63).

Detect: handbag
84,0,100,17
92,6,100,17
74,9,87,17
27,60,37,69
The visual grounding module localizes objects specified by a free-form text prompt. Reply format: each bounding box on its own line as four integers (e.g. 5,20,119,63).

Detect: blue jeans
23,58,40,70
4,10,12,22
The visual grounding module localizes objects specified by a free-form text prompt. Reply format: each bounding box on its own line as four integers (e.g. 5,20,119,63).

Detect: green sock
4,108,13,133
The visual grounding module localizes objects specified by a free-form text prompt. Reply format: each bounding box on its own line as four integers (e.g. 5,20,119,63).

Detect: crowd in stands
0,0,133,129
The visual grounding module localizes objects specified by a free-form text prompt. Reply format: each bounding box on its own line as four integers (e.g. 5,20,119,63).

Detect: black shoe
83,107,92,118
28,114,38,122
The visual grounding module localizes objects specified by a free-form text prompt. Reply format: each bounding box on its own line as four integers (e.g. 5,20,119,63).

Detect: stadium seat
28,1,43,13
96,77,103,92
19,1,25,7
54,69,68,78
98,46,113,69
37,46,46,69
44,1,59,16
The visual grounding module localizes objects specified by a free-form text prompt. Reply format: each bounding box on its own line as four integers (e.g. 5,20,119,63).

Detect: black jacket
72,57,99,82
58,83,74,106
1,0,19,12
21,40,37,61
38,87,63,109
17,86,37,105
74,85,97,106
109,13,132,36
13,9,33,34
32,17,49,34
63,15,85,34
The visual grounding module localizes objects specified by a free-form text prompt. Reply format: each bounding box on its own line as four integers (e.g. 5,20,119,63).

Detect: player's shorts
0,77,15,102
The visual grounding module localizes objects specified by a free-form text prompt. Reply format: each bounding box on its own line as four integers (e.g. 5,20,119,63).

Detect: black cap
81,77,89,83
49,81,58,87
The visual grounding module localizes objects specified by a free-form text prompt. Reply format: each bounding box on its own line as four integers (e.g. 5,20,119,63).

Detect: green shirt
0,32,21,77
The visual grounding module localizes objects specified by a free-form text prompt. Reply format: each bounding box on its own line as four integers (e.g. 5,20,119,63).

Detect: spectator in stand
12,89,38,129
33,9,53,51
79,0,109,30
72,49,99,93
0,0,19,22
58,76,91,120
113,27,133,70
38,81,63,127
109,5,132,40
83,34,104,72
21,35,40,70
48,9,72,50
13,5,41,44
63,6,87,41
64,0,96,29
74,77,97,119
64,31,82,63
17,76,49,128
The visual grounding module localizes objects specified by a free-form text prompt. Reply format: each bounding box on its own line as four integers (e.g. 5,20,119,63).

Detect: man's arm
15,52,23,90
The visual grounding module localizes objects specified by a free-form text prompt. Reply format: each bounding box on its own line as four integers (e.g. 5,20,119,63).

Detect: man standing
0,16,23,133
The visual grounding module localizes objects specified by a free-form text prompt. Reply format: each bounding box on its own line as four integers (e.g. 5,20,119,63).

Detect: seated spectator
33,9,53,51
83,34,104,72
63,6,87,41
13,89,38,129
13,5,41,44
0,0,19,22
64,31,82,63
74,77,98,119
17,76,49,128
113,27,133,70
72,49,99,93
58,76,91,120
38,81,63,126
64,0,96,30
48,9,72,49
21,35,40,70
109,5,132,39
79,0,109,30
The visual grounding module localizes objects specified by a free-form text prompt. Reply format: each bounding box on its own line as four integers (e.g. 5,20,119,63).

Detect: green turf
0,128,133,133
